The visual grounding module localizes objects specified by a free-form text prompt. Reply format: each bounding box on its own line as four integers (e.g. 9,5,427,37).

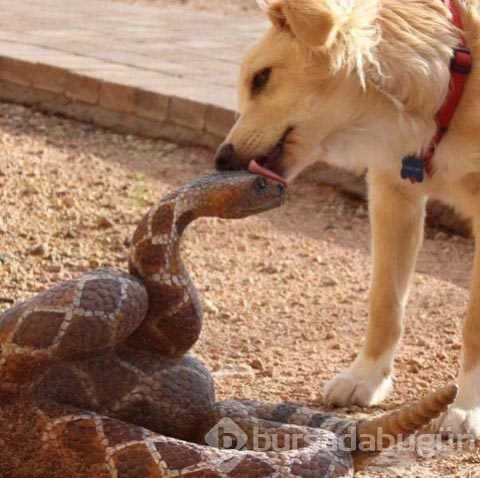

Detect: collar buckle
451,46,472,75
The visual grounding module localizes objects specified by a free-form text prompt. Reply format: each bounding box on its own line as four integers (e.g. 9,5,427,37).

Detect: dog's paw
323,357,392,407
431,367,480,439
433,406,480,440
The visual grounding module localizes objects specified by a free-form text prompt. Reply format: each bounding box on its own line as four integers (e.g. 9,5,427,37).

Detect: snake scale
0,171,456,477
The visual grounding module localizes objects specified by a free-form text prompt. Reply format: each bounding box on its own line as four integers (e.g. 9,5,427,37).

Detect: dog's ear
260,0,336,48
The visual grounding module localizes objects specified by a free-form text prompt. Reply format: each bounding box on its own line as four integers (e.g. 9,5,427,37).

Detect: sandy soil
0,102,479,476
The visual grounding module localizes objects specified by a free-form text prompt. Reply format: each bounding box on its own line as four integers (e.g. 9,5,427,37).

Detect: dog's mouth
248,127,292,186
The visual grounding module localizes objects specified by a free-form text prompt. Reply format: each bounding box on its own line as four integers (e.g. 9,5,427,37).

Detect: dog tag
401,155,425,183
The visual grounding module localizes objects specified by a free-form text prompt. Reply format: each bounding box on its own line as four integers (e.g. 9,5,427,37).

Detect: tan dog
215,0,480,437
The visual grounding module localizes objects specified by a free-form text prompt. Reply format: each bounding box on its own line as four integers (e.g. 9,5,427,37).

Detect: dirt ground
1,102,479,476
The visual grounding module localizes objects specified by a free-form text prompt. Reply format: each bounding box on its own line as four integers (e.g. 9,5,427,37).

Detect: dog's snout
214,143,242,171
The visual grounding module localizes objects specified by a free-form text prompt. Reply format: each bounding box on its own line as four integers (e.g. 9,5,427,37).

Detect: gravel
0,101,477,475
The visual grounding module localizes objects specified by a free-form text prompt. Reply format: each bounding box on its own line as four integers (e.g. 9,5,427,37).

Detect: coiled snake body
0,172,456,477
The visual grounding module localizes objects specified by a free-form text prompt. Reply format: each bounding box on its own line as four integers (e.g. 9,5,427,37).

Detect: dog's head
214,0,376,181
214,0,457,182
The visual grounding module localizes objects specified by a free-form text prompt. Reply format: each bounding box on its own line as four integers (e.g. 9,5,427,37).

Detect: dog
214,0,480,438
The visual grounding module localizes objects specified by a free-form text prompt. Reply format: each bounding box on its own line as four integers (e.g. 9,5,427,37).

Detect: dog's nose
214,143,242,171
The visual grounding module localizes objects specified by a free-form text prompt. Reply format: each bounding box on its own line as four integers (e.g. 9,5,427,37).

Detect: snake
0,171,457,478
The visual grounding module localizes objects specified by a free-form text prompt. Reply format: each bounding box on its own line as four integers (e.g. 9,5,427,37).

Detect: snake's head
201,171,287,219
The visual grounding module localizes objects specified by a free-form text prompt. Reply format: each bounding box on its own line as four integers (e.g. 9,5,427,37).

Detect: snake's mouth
248,127,293,186
234,201,284,218
245,194,286,215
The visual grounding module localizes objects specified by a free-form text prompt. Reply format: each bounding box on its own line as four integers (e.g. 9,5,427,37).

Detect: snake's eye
254,177,268,194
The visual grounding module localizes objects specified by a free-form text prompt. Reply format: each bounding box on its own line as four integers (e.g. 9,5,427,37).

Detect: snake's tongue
248,160,288,187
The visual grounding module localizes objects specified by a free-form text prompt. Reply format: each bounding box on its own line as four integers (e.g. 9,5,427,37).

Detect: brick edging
0,55,236,150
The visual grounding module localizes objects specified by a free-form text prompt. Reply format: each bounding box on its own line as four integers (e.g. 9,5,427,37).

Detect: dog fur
214,0,480,438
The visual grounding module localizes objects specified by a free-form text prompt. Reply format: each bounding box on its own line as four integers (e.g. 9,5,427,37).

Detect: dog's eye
252,68,271,95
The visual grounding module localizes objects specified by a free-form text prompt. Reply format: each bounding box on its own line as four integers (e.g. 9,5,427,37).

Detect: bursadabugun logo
204,419,477,473
205,417,249,472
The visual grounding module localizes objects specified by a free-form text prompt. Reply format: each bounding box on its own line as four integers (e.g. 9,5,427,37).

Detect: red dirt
0,102,478,476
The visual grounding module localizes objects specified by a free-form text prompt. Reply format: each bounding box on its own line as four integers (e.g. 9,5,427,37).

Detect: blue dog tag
401,156,425,183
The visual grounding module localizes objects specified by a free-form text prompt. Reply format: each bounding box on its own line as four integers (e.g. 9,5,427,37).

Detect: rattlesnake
0,171,456,478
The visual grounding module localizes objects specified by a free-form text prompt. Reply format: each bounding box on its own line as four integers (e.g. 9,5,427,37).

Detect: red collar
401,0,472,183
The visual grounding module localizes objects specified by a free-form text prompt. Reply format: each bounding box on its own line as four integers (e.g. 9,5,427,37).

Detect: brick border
0,55,236,150
0,54,470,237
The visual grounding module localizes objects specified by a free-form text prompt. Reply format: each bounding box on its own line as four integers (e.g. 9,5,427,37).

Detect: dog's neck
364,0,459,117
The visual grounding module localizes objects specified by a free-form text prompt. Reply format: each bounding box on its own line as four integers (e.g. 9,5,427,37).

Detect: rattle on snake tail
0,171,456,477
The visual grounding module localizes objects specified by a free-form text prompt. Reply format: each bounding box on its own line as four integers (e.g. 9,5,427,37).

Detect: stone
99,82,135,113
97,216,115,229
249,358,264,371
134,89,169,122
65,73,101,104
31,63,67,94
168,97,207,130
0,57,33,86
28,244,47,256
205,104,236,137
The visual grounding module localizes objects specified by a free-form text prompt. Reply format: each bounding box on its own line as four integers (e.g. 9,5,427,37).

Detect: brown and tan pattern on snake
0,172,456,478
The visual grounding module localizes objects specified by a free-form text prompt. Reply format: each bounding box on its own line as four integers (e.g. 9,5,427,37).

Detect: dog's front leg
436,220,480,439
324,171,426,406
